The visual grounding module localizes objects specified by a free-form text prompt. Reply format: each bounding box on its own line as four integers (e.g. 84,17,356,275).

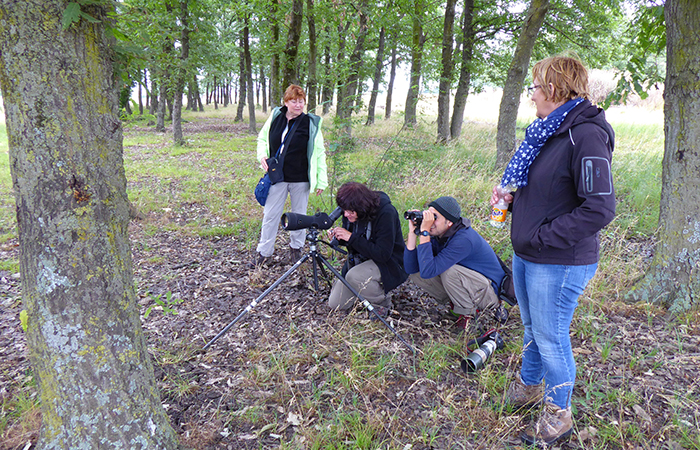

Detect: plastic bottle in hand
489,185,511,228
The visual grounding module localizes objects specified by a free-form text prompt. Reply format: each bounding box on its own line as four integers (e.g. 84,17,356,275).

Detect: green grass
2,103,697,450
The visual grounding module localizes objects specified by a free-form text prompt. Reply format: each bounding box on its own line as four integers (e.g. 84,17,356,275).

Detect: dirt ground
2,218,700,449
1,120,699,449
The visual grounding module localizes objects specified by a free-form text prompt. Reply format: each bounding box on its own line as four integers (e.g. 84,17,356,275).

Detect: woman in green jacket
254,84,328,265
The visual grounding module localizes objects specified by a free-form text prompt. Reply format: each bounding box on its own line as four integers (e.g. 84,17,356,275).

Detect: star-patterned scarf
500,97,584,189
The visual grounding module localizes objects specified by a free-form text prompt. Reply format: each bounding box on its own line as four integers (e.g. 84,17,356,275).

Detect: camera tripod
203,228,415,353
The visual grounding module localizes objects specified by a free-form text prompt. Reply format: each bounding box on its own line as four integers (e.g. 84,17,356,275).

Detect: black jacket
340,192,408,293
511,99,616,265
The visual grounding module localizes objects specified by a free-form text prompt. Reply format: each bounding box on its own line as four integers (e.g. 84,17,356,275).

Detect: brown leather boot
520,402,573,447
506,376,543,408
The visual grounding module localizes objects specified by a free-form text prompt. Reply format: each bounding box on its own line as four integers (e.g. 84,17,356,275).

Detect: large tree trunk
494,0,550,168
0,2,184,448
627,0,700,312
405,1,425,127
365,27,386,126
385,41,397,120
306,0,318,114
173,0,190,146
244,17,256,134
281,0,304,89
450,0,475,140
436,0,457,142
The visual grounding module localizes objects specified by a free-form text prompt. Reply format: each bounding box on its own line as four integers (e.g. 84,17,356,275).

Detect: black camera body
404,210,436,234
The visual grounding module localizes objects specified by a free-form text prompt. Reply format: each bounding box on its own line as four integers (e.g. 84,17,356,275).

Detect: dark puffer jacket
339,192,408,293
511,99,616,265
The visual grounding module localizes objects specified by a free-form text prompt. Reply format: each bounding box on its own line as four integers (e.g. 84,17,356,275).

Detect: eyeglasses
527,85,542,95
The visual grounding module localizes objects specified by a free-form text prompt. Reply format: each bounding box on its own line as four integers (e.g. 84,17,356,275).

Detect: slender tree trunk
235,45,246,121
306,0,318,114
436,0,457,142
450,0,475,139
213,76,218,109
172,0,190,146
627,0,700,311
366,27,386,126
336,0,370,136
150,78,158,115
281,0,304,89
322,31,333,115
405,2,425,127
270,0,281,104
138,70,143,115
495,0,550,168
244,17,256,134
156,80,167,131
385,41,397,120
0,2,184,448
261,67,268,112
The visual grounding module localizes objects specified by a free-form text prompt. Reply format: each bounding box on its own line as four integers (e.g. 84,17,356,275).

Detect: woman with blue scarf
491,56,615,447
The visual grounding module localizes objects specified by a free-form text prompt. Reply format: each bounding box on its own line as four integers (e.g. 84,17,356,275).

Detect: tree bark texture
436,0,457,142
495,0,549,168
365,27,386,126
243,17,256,134
306,0,318,114
627,0,700,312
336,0,369,136
270,0,281,105
0,2,183,449
405,1,425,127
450,0,475,140
235,36,246,122
321,33,333,115
173,0,190,146
385,42,397,120
281,0,304,90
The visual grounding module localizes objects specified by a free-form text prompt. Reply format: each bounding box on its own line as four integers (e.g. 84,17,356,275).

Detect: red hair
283,84,306,103
336,182,380,221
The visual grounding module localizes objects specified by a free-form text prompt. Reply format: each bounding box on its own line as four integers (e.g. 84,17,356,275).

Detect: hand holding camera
404,210,436,235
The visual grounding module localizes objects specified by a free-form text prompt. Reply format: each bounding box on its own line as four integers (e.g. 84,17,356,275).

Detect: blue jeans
513,255,597,409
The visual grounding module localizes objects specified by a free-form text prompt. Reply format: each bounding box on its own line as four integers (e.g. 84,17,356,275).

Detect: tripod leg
311,252,319,292
203,252,312,350
315,254,415,354
314,254,333,291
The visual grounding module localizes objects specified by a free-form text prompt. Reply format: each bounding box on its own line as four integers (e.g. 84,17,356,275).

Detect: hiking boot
494,302,509,324
289,247,302,263
250,252,270,268
506,376,544,408
520,402,573,447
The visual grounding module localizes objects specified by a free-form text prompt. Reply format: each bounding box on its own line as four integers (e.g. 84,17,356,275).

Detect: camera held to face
404,210,436,234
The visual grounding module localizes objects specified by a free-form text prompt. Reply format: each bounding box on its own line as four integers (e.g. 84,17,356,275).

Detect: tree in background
0,1,184,448
627,0,700,312
436,0,457,142
494,0,550,168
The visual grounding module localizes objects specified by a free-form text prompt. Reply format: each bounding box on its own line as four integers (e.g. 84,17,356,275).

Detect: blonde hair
532,55,590,104
283,84,306,103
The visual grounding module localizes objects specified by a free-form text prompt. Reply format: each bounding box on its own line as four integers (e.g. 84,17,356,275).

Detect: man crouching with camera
328,182,408,319
404,196,507,334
